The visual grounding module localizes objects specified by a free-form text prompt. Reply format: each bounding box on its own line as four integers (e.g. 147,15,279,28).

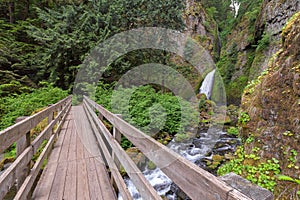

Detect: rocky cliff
183,0,220,61
218,0,299,104
250,0,300,79
240,12,300,198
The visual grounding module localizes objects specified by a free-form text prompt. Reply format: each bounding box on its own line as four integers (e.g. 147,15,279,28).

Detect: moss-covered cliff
183,0,220,61
217,0,299,105
240,12,300,199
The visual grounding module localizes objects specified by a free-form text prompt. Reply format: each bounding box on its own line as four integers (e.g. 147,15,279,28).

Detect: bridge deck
32,106,116,200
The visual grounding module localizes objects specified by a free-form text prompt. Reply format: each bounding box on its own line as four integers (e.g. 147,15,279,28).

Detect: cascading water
199,69,216,99
118,69,237,199
118,129,240,200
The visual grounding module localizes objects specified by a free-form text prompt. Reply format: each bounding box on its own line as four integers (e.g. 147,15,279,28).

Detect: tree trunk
8,1,15,24
23,0,30,20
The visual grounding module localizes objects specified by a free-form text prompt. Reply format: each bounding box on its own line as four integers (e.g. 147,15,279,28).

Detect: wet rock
168,184,191,200
126,147,147,171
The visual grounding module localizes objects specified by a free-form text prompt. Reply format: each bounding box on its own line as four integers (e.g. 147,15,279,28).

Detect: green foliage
0,80,33,97
226,75,248,103
255,32,271,51
200,0,234,31
277,175,300,184
0,85,68,130
217,43,238,85
120,136,133,150
218,147,281,191
277,174,300,197
147,161,156,170
4,143,16,158
238,111,250,125
96,84,198,136
0,19,37,89
227,127,239,136
122,0,184,30
26,0,185,90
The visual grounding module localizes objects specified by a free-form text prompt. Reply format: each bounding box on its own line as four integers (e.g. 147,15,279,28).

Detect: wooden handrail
83,96,252,200
83,99,161,200
0,96,72,154
0,95,72,199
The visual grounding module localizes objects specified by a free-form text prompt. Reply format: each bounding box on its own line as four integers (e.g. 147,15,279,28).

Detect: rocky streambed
119,128,241,200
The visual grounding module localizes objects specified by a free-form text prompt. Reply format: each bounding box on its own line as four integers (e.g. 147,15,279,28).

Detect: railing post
111,114,122,188
113,115,122,145
48,105,54,135
15,116,30,190
98,113,103,121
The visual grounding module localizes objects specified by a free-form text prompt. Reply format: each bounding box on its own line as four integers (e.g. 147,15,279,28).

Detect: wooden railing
83,96,252,200
0,95,72,199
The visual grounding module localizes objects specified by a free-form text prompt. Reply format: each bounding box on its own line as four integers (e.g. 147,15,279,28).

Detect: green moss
147,161,156,170
175,133,190,142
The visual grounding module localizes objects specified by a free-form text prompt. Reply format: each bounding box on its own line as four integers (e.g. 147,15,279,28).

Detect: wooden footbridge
0,96,272,200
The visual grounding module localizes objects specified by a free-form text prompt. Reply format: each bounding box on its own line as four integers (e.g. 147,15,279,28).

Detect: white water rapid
199,69,216,99
118,130,229,200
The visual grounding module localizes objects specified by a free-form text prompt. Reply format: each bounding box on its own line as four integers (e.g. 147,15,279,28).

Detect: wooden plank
47,112,73,199
112,127,122,170
87,157,103,200
84,101,159,200
0,96,71,154
32,118,70,199
84,96,252,200
63,160,77,200
54,104,71,137
48,162,68,200
58,119,73,162
76,129,85,160
73,105,101,159
94,158,118,200
67,122,76,161
77,158,90,200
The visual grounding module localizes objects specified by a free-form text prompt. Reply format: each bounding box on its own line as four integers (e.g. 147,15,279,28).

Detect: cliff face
219,0,299,104
183,0,220,61
241,12,300,198
250,0,300,79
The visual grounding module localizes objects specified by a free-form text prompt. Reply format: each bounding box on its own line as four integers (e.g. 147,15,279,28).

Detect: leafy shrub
96,84,198,136
238,111,250,125
218,147,281,192
227,127,239,135
0,86,68,130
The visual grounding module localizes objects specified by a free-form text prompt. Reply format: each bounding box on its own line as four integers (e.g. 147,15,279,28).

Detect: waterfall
199,69,216,99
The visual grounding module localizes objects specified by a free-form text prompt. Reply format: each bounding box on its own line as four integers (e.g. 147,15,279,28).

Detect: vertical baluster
15,116,30,190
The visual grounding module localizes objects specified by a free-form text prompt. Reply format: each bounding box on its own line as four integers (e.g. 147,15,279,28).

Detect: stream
118,129,240,200
118,69,239,199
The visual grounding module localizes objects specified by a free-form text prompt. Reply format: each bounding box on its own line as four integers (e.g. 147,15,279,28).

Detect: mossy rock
212,154,224,162
175,133,190,143
126,147,147,170
207,154,225,170
0,157,15,171
147,161,156,170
